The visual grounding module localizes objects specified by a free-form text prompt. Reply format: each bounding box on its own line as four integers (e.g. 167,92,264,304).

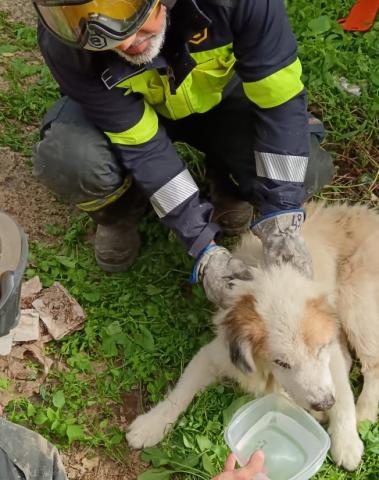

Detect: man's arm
231,0,313,277
231,0,309,215
38,25,219,258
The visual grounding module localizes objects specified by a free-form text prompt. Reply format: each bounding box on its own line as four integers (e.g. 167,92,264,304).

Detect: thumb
240,450,266,476
223,453,237,472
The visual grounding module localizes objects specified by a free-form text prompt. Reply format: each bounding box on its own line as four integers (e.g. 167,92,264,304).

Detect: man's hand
213,450,269,480
192,244,253,307
251,209,313,278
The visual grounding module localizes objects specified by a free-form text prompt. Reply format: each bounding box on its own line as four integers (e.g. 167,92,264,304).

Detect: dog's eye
274,359,291,369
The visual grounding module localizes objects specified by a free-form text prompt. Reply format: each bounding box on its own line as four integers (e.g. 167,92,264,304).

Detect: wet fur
127,202,379,471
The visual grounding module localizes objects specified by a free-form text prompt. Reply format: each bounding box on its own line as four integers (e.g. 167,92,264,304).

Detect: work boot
94,222,141,273
209,174,253,236
90,183,148,273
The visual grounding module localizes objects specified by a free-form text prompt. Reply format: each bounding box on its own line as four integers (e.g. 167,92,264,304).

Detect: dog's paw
330,428,364,471
126,405,174,449
356,400,378,424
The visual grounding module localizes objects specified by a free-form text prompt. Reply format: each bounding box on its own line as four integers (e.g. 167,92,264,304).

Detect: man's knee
0,418,67,480
33,97,125,206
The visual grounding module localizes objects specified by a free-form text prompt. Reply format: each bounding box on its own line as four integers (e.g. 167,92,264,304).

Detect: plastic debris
20,276,43,308
339,77,361,96
13,309,40,342
338,0,379,32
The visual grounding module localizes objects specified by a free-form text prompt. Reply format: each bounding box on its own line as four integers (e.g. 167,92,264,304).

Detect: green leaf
34,410,48,425
223,395,253,426
46,407,56,422
134,326,155,352
66,424,85,444
196,435,212,452
52,390,66,409
102,337,118,357
51,419,61,431
141,448,170,467
182,433,195,449
202,453,215,476
308,16,331,34
146,285,163,296
181,454,200,468
0,376,10,390
82,291,101,303
99,419,108,429
109,432,124,445
106,321,123,336
27,403,36,418
56,255,77,268
137,467,172,480
358,420,373,439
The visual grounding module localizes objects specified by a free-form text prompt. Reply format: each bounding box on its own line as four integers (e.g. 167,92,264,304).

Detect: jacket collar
101,0,211,90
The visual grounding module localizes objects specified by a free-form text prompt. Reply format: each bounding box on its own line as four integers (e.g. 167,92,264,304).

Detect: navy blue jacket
38,0,309,257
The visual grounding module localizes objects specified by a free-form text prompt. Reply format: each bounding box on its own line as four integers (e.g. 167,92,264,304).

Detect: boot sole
95,250,139,273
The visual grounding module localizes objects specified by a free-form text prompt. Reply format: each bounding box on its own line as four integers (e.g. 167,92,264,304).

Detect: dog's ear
223,294,265,374
229,337,256,373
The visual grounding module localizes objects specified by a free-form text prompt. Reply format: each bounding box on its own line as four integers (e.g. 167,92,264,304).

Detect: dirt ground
1,0,37,26
0,147,71,243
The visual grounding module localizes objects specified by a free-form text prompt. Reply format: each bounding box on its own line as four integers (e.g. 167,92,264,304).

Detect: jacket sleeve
38,25,219,257
231,0,309,215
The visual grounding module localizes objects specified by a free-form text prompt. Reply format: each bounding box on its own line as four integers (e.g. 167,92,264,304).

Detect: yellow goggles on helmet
33,0,160,50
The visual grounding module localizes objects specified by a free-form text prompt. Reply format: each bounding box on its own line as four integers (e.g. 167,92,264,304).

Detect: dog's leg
328,343,364,471
356,364,379,423
126,338,227,449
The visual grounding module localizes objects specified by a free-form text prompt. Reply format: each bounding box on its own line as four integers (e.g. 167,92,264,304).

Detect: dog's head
218,265,338,411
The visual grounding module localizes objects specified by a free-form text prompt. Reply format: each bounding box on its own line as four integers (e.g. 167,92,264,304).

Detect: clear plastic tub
224,394,330,480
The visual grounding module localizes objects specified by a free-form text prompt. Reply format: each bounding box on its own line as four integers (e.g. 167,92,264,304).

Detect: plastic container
224,394,330,480
0,212,28,340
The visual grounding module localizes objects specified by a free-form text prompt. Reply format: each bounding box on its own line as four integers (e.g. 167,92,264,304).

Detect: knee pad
33,97,125,206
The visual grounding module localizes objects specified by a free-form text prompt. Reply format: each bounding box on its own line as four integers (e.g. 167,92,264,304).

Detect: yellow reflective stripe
76,176,132,212
104,101,158,145
243,58,304,109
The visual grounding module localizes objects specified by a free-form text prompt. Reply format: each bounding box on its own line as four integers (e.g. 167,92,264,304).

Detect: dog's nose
311,394,335,411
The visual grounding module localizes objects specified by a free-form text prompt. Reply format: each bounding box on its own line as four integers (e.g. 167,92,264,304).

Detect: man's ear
229,337,256,373
222,294,265,374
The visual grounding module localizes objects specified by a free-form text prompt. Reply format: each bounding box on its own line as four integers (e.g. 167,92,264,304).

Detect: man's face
114,3,167,65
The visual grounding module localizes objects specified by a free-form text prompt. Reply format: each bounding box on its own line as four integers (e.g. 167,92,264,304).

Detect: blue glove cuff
189,243,218,284
251,208,306,229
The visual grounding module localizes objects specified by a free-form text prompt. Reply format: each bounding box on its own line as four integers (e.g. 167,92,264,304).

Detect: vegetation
0,1,378,478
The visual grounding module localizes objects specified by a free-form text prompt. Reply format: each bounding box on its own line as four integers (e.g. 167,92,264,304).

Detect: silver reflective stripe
150,169,199,218
255,151,308,183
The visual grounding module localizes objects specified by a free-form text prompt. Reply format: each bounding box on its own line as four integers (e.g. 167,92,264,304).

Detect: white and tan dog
127,203,379,471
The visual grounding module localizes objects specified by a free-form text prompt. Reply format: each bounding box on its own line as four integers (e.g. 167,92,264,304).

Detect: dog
126,202,379,471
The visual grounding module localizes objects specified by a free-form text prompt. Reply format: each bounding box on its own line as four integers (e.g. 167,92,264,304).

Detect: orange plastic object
338,0,379,31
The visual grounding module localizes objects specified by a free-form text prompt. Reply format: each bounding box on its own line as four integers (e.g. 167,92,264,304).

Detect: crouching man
32,0,334,303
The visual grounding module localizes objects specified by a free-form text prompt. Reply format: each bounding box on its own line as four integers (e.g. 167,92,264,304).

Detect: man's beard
114,15,167,66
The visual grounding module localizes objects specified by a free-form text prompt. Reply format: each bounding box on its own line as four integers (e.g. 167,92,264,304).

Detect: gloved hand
251,209,313,278
191,243,253,307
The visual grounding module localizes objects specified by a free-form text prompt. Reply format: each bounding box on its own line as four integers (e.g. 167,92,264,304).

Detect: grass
0,0,378,478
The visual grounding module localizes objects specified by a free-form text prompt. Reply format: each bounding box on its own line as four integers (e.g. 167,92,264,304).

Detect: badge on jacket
189,28,208,45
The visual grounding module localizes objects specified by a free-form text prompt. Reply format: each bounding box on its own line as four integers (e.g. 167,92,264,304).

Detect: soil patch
1,0,37,27
61,448,144,480
0,147,72,243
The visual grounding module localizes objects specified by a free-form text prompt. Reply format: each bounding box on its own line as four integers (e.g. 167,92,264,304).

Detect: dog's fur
126,203,379,471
